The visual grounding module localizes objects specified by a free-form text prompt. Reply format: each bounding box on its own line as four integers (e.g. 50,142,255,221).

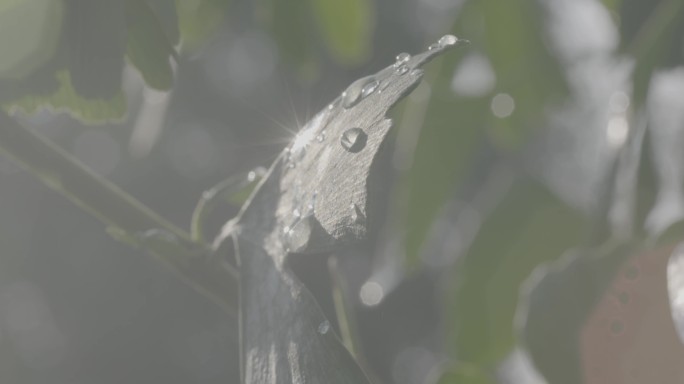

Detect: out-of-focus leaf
520,240,684,384
450,178,585,365
125,0,175,90
5,71,126,123
404,61,486,265
437,363,494,384
147,0,180,46
308,0,373,66
64,0,125,98
259,0,319,80
619,0,684,103
459,0,568,148
0,0,63,80
518,244,631,384
176,0,228,50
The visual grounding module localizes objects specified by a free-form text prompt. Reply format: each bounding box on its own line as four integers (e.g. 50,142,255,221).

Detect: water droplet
316,131,326,142
293,208,302,219
361,79,379,98
409,69,421,76
394,52,411,67
341,76,378,109
340,128,367,153
351,203,365,223
308,191,318,213
438,34,458,47
284,216,312,253
378,80,390,92
395,65,409,75
318,320,330,335
428,43,439,51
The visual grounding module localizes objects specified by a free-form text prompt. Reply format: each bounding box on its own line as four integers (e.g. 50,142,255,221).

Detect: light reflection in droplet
359,281,384,306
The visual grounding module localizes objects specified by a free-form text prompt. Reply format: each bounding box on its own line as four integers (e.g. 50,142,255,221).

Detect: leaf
64,0,126,98
260,0,319,80
125,0,175,90
619,0,684,103
517,244,631,384
449,178,585,365
0,0,63,80
220,38,465,382
5,71,126,123
460,0,568,148
176,0,229,51
519,240,684,384
146,0,180,46
308,0,373,66
404,48,485,265
436,363,494,384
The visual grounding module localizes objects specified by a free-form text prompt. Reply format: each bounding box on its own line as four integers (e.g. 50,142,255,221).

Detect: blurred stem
0,111,238,315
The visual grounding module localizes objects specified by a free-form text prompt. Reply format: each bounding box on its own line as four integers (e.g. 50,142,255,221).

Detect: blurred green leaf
460,0,568,148
437,363,494,384
147,0,180,46
620,0,684,103
0,0,63,80
4,71,126,123
308,0,373,66
176,0,229,51
259,0,319,81
450,178,586,365
65,0,126,98
403,66,486,265
125,0,175,90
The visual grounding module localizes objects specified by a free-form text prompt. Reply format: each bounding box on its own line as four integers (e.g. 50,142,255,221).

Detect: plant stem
0,111,238,315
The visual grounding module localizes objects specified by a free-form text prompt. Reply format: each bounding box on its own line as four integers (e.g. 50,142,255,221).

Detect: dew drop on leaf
438,34,458,47
395,64,409,75
284,215,312,253
394,52,411,67
341,76,378,109
340,128,367,153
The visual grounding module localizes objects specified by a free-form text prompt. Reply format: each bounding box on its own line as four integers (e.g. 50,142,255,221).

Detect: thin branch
0,111,238,315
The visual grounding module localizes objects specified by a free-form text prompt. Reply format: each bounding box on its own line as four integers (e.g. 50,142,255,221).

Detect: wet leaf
218,39,464,383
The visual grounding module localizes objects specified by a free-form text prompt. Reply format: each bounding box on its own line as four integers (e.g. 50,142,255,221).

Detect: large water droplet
318,320,330,335
395,64,409,75
438,34,458,47
394,52,411,67
316,131,326,142
361,79,379,98
284,215,312,253
341,76,378,109
340,128,367,153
